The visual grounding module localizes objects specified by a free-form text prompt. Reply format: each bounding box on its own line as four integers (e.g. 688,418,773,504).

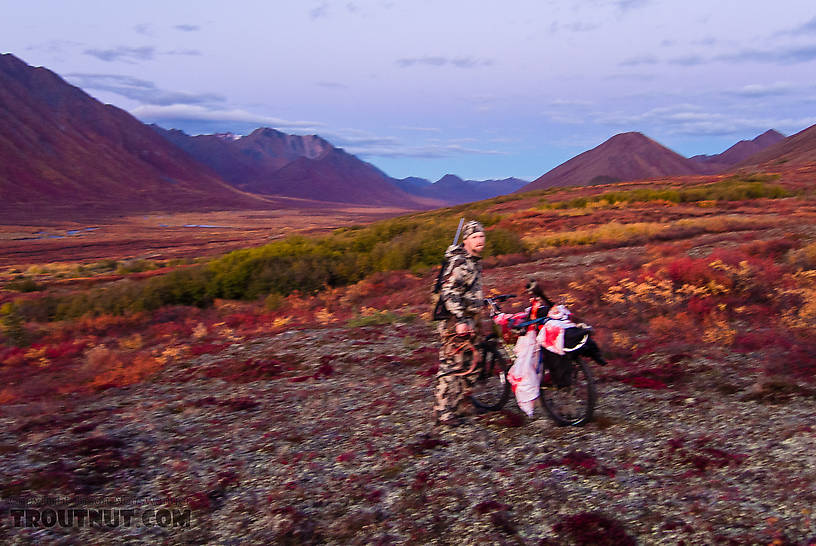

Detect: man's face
463,231,486,256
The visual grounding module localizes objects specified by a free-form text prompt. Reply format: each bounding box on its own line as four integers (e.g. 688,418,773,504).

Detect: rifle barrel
452,217,465,245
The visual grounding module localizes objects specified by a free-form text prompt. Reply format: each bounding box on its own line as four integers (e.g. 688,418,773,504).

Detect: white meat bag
506,330,542,417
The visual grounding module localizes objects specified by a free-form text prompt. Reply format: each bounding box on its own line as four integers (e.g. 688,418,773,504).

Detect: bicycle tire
539,355,596,426
470,344,511,412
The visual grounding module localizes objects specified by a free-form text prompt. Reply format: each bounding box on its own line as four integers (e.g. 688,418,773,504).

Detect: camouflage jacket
439,244,483,324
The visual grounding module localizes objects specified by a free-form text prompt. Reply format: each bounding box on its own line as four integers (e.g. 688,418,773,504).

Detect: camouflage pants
434,325,481,423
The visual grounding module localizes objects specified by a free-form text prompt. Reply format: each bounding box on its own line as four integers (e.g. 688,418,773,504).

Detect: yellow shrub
701,317,736,346
611,332,637,352
192,322,208,340
315,308,334,325
118,333,144,351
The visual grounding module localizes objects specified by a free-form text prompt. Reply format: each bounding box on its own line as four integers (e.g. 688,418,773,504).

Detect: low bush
347,310,416,328
541,176,789,210
8,211,526,324
4,277,43,293
788,241,816,270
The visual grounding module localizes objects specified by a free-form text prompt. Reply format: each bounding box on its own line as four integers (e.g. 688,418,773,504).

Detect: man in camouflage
434,220,486,427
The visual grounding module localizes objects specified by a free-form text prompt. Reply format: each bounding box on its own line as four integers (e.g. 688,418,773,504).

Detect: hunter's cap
461,220,485,241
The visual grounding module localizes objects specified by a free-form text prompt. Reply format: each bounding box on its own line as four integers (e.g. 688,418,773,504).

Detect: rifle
431,218,464,320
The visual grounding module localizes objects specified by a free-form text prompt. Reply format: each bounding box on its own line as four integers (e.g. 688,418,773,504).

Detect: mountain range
518,129,790,193
153,127,435,208
1,52,814,221
735,123,816,168
0,53,268,221
391,174,528,205
689,130,785,172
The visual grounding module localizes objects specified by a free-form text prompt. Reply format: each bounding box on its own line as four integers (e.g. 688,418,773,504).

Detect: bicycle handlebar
484,294,517,316
513,316,548,329
484,294,516,305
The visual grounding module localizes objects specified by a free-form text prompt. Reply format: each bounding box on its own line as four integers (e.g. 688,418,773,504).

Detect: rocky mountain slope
155,127,434,208
735,122,816,168
0,54,269,221
690,129,785,173
519,132,707,192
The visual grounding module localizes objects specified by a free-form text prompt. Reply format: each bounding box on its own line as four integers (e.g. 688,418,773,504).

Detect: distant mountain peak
755,129,785,143
436,173,465,185
519,131,704,192
734,123,816,168
689,129,786,173
153,124,426,207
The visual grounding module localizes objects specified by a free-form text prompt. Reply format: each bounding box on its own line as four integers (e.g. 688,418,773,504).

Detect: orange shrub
90,353,164,390
648,315,678,341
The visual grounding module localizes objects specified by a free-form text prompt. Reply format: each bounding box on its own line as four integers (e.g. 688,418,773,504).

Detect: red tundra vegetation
1,168,816,543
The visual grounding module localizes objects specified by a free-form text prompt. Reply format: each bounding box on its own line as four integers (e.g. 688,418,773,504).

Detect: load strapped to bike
483,281,605,424
431,219,607,427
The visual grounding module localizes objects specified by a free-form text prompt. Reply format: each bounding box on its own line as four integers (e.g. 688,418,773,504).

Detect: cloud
548,99,594,107
660,115,816,136
310,2,329,19
727,82,795,98
174,24,201,32
619,41,816,70
619,55,658,67
717,43,816,64
604,72,656,81
614,0,650,13
667,55,706,66
65,73,224,106
165,49,202,56
693,37,718,46
83,45,201,63
25,39,85,54
133,24,153,36
130,104,323,132
550,21,600,33
542,99,595,124
318,128,505,158
781,15,816,36
351,143,507,159
324,133,401,147
596,105,815,136
84,46,156,62
316,81,348,89
395,126,442,133
396,56,493,68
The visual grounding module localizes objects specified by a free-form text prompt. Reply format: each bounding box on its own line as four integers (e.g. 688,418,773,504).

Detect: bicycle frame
477,294,601,426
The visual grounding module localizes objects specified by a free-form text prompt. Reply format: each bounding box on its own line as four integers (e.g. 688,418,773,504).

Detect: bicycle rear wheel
540,355,596,426
470,345,511,412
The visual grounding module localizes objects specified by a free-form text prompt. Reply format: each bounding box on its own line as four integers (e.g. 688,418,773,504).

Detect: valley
0,205,412,271
1,166,815,543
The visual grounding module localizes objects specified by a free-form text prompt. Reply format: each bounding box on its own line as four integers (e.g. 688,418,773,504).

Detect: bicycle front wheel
540,355,596,426
470,345,511,412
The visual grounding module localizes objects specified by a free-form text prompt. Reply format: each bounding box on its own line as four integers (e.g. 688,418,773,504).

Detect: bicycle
468,294,604,427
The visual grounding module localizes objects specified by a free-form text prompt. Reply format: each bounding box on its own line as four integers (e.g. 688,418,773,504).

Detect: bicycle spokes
540,356,596,426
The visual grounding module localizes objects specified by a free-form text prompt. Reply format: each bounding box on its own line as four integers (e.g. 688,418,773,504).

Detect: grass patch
525,215,775,249
540,175,789,210
347,310,417,327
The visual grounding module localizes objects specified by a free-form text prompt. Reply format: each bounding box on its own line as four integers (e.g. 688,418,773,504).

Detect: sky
3,0,816,181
